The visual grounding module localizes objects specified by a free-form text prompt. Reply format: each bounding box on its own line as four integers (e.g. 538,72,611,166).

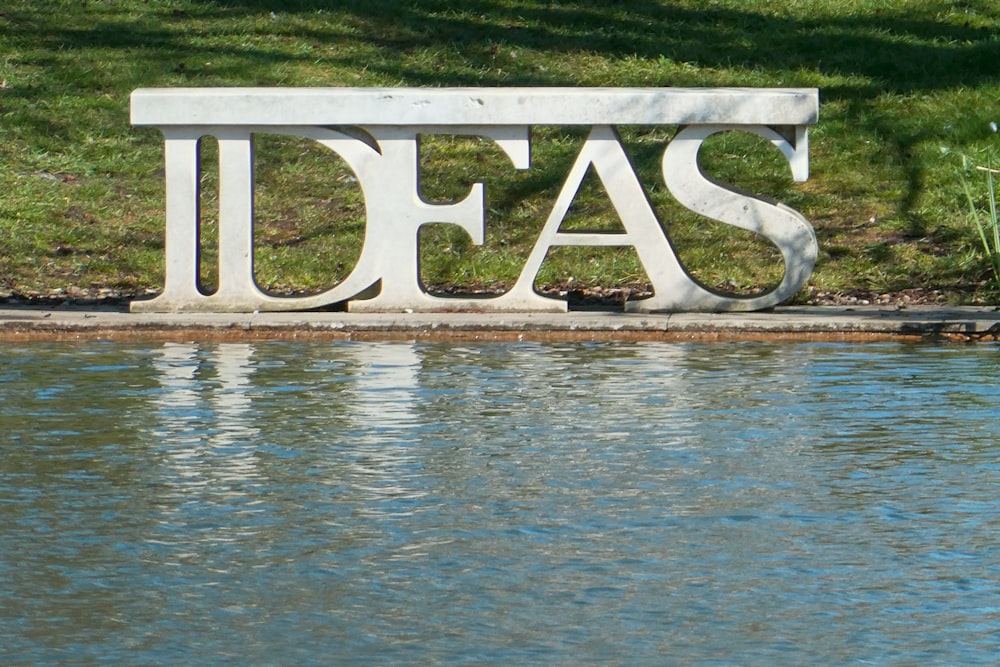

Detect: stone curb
2,305,999,342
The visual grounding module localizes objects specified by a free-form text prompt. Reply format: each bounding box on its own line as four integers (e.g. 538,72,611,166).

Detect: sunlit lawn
2,0,999,302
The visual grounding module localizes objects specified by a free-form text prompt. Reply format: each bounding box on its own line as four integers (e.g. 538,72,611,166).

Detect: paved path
2,304,1000,342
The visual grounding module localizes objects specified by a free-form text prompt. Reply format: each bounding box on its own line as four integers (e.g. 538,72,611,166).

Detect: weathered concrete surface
2,305,999,342
131,87,819,127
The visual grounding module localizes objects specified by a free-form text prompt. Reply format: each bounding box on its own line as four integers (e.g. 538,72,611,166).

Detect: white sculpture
130,87,819,313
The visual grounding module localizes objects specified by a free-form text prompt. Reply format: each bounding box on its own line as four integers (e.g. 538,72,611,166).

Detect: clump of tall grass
961,122,1000,291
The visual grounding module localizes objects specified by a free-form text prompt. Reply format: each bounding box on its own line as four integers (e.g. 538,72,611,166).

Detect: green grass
962,131,1000,291
2,0,1000,303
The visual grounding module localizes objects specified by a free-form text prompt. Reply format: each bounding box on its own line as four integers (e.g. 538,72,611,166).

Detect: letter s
661,124,818,311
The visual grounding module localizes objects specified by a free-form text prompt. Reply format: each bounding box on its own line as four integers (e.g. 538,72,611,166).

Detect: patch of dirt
0,284,982,310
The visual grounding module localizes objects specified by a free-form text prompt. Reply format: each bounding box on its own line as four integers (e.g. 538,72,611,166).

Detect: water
2,340,999,665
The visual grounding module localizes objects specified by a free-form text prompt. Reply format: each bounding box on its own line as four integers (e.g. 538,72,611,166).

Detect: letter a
495,125,703,312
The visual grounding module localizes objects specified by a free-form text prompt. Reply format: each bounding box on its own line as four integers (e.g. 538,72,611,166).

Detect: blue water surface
1,340,999,665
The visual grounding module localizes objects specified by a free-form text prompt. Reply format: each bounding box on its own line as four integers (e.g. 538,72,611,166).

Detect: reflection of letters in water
153,343,261,491
130,87,819,314
342,343,427,506
347,343,420,437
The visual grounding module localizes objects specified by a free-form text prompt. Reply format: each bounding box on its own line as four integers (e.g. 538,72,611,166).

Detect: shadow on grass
190,0,999,241
182,0,1000,93
7,0,1000,287
13,1,997,93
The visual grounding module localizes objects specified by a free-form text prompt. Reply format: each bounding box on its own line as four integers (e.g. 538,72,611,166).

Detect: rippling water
2,340,999,665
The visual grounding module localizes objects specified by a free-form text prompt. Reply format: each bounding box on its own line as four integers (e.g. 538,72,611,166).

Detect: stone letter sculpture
130,87,819,313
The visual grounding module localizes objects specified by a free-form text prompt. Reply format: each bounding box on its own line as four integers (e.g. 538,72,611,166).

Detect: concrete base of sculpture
129,87,819,314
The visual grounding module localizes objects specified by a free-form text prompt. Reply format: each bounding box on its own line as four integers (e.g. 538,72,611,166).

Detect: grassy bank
2,0,1000,305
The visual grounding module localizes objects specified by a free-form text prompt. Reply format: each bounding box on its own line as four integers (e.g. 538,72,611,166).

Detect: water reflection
340,342,429,513
346,342,421,435
2,340,1000,665
152,342,262,492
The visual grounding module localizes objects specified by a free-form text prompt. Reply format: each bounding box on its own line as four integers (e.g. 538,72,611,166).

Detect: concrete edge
2,305,1000,342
